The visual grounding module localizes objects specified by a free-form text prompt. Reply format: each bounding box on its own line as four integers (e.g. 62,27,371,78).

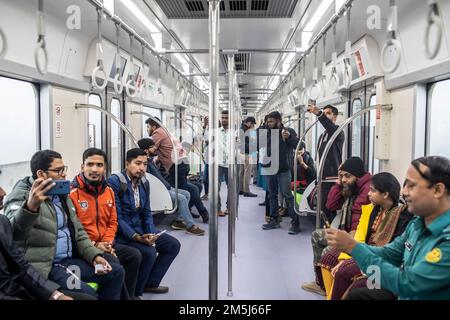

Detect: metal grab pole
75,104,139,147
227,54,235,297
293,118,321,215
315,104,393,229
130,111,179,214
208,0,221,301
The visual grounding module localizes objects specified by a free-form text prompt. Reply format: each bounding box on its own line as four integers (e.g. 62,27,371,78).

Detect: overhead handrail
293,118,321,215
381,0,402,74
300,59,307,106
425,0,443,60
315,104,393,229
34,0,48,75
126,34,138,98
329,23,339,93
343,6,353,88
113,22,124,95
91,6,108,90
75,104,138,147
130,110,179,214
309,46,321,100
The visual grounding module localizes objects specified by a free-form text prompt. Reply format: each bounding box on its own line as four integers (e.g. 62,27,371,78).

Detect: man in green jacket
4,150,125,300
326,156,450,300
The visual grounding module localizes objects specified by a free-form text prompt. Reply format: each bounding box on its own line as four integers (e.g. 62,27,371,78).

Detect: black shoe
144,286,169,294
200,211,209,223
243,192,258,198
288,224,301,235
132,296,143,300
239,191,244,195
259,201,266,206
191,212,200,218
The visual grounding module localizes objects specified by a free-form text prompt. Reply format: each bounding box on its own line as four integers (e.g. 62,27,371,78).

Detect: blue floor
145,182,323,300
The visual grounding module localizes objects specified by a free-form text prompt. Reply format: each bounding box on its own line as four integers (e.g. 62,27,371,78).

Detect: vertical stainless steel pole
208,0,220,301
232,72,238,255
227,54,235,297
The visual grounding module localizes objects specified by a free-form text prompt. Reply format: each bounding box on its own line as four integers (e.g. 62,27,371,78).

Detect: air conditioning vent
185,0,204,12
251,0,269,11
229,1,246,11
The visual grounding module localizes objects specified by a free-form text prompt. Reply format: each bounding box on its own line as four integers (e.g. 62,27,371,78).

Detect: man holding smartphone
3,150,125,300
109,148,180,297
70,148,143,299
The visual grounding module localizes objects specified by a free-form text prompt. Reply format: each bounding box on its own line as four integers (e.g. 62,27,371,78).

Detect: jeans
119,233,180,296
203,163,209,195
114,243,142,299
169,187,194,228
185,182,209,216
48,256,125,300
267,170,299,225
218,166,229,211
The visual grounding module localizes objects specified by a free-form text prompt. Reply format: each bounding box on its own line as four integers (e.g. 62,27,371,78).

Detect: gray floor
145,182,324,300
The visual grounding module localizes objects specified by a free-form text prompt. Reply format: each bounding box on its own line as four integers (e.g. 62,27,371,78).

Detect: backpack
112,172,150,199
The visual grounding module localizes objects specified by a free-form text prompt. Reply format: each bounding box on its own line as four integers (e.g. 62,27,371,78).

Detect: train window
351,98,362,158
88,94,103,149
427,79,450,158
142,106,162,137
368,95,379,173
0,76,38,193
111,98,122,173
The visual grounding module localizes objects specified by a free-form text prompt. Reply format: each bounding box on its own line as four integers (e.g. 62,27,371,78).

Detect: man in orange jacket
70,148,142,300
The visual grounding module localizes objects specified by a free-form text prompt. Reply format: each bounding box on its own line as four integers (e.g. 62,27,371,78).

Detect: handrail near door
293,118,321,215
315,104,393,229
75,103,139,147
130,110,179,215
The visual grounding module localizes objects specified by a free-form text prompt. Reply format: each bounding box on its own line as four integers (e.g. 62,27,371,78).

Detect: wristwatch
51,291,64,300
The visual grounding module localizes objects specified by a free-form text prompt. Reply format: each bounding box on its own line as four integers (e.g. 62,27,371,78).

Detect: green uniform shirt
351,209,450,300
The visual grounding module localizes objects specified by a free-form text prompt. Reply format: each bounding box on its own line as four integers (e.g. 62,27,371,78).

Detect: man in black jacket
307,104,345,222
0,212,74,300
261,111,301,234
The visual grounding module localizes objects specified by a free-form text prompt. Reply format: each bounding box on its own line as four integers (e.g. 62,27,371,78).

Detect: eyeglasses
46,166,68,176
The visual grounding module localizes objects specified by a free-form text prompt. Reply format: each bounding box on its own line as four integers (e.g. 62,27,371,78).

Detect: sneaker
217,210,226,217
288,224,301,235
144,286,169,294
259,201,266,206
171,220,187,230
277,215,283,223
186,225,205,236
200,194,208,201
243,192,258,198
262,219,281,230
191,212,201,219
301,281,326,296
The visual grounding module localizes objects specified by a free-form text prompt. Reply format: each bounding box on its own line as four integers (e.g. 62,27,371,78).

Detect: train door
87,93,104,150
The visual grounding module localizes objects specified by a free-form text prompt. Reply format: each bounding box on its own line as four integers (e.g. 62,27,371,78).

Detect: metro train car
0,0,449,302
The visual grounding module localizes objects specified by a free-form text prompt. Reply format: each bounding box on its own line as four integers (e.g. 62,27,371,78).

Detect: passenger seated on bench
108,148,180,297
3,150,124,300
291,142,316,193
317,172,413,300
138,138,205,236
302,157,371,296
326,156,450,300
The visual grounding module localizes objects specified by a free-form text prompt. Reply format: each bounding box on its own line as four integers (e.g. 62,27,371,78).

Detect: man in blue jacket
108,148,180,297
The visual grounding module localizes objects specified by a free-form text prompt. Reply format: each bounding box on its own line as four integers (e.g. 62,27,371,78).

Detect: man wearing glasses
3,150,125,300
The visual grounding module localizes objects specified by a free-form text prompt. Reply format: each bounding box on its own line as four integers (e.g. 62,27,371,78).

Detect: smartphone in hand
45,180,71,196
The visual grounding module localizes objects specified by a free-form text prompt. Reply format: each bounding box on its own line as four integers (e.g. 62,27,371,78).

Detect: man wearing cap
302,157,371,295
239,117,258,198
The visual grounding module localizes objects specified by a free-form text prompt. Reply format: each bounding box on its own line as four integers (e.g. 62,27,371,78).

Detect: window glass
0,77,38,193
88,94,102,149
351,99,362,158
368,95,379,173
111,99,122,173
427,79,450,158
